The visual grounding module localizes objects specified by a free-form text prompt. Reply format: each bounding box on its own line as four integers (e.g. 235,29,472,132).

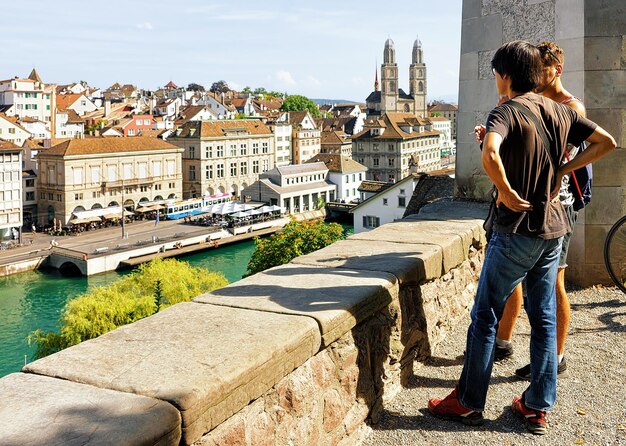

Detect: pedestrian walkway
365,286,626,445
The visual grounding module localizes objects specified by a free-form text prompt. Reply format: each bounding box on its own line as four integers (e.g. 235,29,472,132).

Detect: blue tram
163,193,232,220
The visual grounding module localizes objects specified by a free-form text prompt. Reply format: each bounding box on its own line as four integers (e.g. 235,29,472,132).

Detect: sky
1,0,462,103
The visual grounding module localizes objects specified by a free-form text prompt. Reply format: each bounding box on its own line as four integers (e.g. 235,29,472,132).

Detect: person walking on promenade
493,41,588,378
427,40,616,435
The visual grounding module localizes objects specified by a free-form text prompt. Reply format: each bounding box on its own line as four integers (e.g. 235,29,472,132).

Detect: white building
351,174,419,233
306,153,366,203
55,93,97,116
242,163,336,214
0,140,23,239
429,116,453,155
289,111,321,164
55,110,84,139
19,117,49,140
266,112,292,167
0,114,31,146
0,70,53,125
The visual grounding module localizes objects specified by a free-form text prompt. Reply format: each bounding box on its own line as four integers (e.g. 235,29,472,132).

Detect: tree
280,94,321,118
210,80,230,94
245,220,344,277
243,86,252,94
28,258,227,359
187,83,205,92
253,87,267,96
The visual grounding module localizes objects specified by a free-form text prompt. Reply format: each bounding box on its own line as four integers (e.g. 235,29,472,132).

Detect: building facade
352,112,441,182
428,103,458,141
266,114,292,167
36,137,183,225
168,119,275,199
365,39,427,118
0,70,53,124
0,140,23,239
306,153,366,203
289,111,321,164
0,114,31,146
242,162,336,214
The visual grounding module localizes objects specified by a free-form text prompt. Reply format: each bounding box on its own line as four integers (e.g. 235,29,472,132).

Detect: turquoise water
0,223,352,378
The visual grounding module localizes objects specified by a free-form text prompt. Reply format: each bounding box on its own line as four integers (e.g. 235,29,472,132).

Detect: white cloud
136,22,153,30
303,75,321,87
276,70,296,86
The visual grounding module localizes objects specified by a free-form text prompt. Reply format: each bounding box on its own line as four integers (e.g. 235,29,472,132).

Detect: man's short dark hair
491,41,542,93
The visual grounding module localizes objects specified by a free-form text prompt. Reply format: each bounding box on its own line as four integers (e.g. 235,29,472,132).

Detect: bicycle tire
604,214,626,294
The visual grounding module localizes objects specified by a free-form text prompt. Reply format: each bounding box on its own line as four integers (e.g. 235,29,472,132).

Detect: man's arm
552,126,616,198
482,132,533,212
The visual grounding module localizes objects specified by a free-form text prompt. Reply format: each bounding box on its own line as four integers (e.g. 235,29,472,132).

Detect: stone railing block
291,239,442,285
0,373,181,446
349,218,483,274
194,264,398,348
22,302,321,445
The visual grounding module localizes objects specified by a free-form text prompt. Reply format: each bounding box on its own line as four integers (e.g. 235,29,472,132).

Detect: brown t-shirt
486,92,596,239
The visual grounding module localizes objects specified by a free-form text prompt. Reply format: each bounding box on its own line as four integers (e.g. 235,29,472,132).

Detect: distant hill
312,99,364,106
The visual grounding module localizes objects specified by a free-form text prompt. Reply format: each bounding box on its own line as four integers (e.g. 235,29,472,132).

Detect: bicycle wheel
604,214,626,294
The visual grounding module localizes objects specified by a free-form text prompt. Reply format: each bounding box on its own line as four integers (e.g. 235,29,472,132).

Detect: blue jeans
458,231,562,412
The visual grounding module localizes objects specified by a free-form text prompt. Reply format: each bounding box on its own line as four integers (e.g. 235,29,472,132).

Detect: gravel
364,285,626,446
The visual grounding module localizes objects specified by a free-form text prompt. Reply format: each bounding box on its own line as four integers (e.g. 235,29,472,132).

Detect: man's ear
555,64,563,76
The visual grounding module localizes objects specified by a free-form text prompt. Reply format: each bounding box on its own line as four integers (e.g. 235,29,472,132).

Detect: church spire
28,68,42,83
374,63,379,92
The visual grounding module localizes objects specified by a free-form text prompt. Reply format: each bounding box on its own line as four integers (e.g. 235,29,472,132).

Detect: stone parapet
0,200,488,445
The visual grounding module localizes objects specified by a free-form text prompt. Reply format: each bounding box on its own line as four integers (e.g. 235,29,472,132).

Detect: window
363,215,380,229
154,184,162,190
152,161,161,177
168,182,176,189
399,189,405,195
240,162,248,175
373,143,379,151
205,165,213,179
262,159,269,172
57,194,63,201
230,144,237,156
388,144,394,151
92,191,101,198
144,119,150,125
373,158,379,167
189,146,196,159
252,160,259,174
26,191,35,201
383,198,388,206
189,165,196,180
205,146,212,158
240,144,247,156
216,145,224,157
262,142,269,153
138,163,147,178
25,179,34,187
398,196,406,207
230,163,237,176
388,158,395,167
74,193,83,200
217,163,224,178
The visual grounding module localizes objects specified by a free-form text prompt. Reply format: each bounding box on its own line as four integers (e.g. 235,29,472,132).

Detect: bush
245,220,344,276
28,258,227,358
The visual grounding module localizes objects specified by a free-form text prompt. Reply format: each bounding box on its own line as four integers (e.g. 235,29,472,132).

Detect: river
0,223,352,378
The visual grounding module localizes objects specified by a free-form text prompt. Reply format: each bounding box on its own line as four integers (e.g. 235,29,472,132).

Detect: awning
68,218,90,225
135,207,152,213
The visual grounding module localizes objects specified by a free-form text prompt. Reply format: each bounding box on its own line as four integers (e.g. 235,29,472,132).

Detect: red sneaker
428,388,484,426
511,394,548,435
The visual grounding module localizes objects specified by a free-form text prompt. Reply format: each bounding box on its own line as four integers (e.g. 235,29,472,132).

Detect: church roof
28,68,42,83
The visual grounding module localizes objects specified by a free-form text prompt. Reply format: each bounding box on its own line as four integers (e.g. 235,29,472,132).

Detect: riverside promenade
365,285,626,446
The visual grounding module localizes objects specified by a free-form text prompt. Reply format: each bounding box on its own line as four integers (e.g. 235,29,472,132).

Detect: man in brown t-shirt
428,40,616,435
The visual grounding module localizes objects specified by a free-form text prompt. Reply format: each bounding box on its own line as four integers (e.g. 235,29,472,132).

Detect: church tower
381,38,398,113
409,38,427,117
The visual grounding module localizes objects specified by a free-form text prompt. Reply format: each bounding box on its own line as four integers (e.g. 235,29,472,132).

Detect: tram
163,193,232,220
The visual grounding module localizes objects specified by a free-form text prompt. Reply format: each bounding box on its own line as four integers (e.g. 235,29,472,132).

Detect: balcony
101,177,155,189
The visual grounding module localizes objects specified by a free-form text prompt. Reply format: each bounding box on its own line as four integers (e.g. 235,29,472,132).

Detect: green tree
187,82,205,92
253,87,267,96
210,80,230,93
28,258,227,359
245,220,344,277
280,95,321,118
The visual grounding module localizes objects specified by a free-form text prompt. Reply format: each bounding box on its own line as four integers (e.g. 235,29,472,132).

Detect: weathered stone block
461,14,504,54
590,148,626,187
502,1,554,42
291,239,442,285
556,0,585,40
459,79,500,112
584,36,623,70
586,110,625,149
584,186,626,226
585,71,626,109
462,0,481,19
0,373,181,446
584,0,625,37
349,220,479,273
196,264,397,347
478,49,497,80
559,38,585,72
23,302,321,446
460,51,479,81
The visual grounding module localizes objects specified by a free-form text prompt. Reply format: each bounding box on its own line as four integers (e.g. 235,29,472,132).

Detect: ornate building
366,38,427,118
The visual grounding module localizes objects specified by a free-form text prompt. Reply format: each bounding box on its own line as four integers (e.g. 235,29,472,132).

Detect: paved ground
365,285,626,446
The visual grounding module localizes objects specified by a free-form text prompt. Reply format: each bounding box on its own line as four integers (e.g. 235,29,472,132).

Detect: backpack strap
507,100,555,171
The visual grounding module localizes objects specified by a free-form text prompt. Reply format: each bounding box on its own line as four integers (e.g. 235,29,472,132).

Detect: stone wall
0,200,487,446
456,0,625,286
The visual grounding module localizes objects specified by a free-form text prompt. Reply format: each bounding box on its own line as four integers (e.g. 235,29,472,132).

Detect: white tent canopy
71,206,133,220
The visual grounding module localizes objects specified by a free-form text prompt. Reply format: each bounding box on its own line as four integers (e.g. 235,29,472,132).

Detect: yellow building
37,137,183,225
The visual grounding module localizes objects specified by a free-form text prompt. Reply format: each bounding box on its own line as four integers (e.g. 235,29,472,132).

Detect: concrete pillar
457,0,625,286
